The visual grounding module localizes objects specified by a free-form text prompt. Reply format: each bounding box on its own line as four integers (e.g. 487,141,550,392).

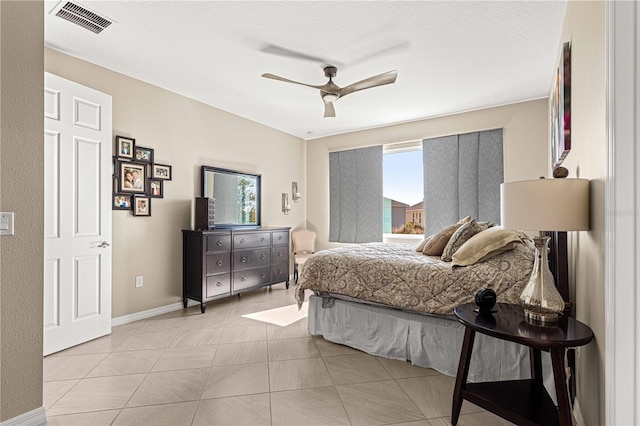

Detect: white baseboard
111,279,294,327
0,407,46,426
111,300,198,327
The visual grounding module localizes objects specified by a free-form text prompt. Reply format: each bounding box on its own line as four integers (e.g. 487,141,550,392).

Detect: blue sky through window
383,150,423,206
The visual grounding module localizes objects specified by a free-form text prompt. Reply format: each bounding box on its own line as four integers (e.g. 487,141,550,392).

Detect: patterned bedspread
295,242,533,315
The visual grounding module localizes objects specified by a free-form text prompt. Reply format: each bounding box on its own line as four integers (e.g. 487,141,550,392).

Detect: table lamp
500,177,589,324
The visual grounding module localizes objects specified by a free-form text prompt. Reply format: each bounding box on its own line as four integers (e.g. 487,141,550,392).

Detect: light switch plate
0,212,15,235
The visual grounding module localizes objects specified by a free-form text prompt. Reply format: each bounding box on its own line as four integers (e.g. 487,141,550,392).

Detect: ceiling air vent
54,1,113,34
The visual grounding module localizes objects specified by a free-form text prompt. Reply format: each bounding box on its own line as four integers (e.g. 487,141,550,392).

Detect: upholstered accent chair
291,228,316,284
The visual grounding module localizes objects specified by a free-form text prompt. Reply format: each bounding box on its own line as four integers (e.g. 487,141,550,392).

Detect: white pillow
451,227,522,267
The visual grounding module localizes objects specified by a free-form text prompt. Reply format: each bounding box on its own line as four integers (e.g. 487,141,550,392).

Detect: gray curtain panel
423,129,503,236
329,146,383,243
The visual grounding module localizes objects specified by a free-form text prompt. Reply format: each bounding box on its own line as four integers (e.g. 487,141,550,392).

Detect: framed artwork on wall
135,146,154,163
113,194,132,210
118,161,147,193
115,135,135,159
132,195,151,216
551,41,571,169
149,179,163,198
152,163,172,180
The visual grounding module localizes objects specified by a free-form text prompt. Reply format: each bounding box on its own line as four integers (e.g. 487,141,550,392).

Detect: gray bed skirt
307,294,556,401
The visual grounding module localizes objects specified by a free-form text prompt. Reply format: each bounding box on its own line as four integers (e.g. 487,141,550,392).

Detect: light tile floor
44,284,513,426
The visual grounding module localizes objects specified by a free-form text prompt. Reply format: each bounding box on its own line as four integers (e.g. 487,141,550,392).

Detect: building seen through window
383,148,424,234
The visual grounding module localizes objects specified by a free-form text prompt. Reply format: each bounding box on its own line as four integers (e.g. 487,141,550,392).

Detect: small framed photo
135,146,154,163
152,163,172,180
118,161,147,193
149,179,163,198
115,136,135,159
132,195,151,217
113,194,132,210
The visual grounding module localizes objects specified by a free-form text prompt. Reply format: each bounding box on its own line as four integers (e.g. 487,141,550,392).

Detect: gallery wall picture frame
152,163,172,180
113,194,133,210
115,135,135,159
135,146,154,163
132,195,151,216
118,161,148,193
551,41,571,169
149,179,163,198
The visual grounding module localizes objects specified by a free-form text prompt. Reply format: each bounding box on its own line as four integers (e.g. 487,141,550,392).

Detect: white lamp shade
500,178,590,232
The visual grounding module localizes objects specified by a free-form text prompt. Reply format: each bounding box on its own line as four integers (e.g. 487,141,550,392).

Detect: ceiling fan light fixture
322,93,339,102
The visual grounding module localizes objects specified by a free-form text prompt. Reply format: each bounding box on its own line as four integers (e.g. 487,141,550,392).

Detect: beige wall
554,1,606,424
45,49,306,318
0,1,45,422
307,99,549,250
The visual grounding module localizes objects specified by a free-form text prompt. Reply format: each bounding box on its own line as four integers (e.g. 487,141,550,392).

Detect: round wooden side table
452,303,594,426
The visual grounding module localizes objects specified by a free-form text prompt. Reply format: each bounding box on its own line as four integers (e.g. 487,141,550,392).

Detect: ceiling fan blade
261,73,324,90
323,99,336,118
339,70,398,97
260,44,343,68
351,41,410,64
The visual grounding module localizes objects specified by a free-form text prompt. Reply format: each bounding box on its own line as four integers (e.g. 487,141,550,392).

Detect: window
383,147,424,235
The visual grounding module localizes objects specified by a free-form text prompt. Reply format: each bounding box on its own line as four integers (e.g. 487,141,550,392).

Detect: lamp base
519,235,566,327
524,309,561,325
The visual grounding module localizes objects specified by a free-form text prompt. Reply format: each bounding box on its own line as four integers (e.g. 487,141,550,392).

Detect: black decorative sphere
475,287,497,314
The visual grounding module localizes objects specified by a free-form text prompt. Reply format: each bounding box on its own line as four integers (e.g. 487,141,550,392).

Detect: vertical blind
422,129,503,236
329,146,383,243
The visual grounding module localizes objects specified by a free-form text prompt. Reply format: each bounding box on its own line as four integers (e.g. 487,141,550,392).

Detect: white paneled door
44,73,113,355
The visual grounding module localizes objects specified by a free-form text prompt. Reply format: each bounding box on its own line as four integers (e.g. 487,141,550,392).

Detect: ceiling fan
261,66,397,118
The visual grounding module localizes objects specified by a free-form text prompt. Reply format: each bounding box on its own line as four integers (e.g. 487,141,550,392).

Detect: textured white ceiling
45,1,567,140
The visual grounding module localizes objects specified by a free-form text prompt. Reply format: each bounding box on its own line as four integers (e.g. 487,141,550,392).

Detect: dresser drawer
271,262,289,283
206,253,230,275
272,231,289,246
233,267,271,292
206,274,231,298
271,246,289,262
233,232,271,249
233,248,270,270
206,234,231,253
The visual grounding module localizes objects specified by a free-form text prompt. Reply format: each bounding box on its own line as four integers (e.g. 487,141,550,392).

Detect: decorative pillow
416,235,433,252
451,227,523,266
422,216,471,256
441,219,489,262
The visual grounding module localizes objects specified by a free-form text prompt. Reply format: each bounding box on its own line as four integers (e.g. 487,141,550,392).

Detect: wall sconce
292,182,301,202
282,193,291,214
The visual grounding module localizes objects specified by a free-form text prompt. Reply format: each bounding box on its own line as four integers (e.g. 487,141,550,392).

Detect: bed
295,237,557,397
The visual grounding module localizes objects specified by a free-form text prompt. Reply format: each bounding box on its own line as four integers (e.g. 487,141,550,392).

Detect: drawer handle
277,252,282,257
277,269,283,274
240,277,245,282
241,256,247,263
260,237,265,243
260,254,266,260
260,273,266,279
240,238,245,244
217,241,223,247
216,260,223,266
278,235,282,241
216,281,222,287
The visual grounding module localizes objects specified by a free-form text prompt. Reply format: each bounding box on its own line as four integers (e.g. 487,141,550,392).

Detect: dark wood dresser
182,227,290,313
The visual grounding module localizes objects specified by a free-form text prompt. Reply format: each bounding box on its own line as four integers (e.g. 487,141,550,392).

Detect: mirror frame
201,165,261,229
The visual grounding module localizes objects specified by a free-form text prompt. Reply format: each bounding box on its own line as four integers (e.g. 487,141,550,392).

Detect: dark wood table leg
550,347,572,426
452,327,476,425
530,347,543,389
